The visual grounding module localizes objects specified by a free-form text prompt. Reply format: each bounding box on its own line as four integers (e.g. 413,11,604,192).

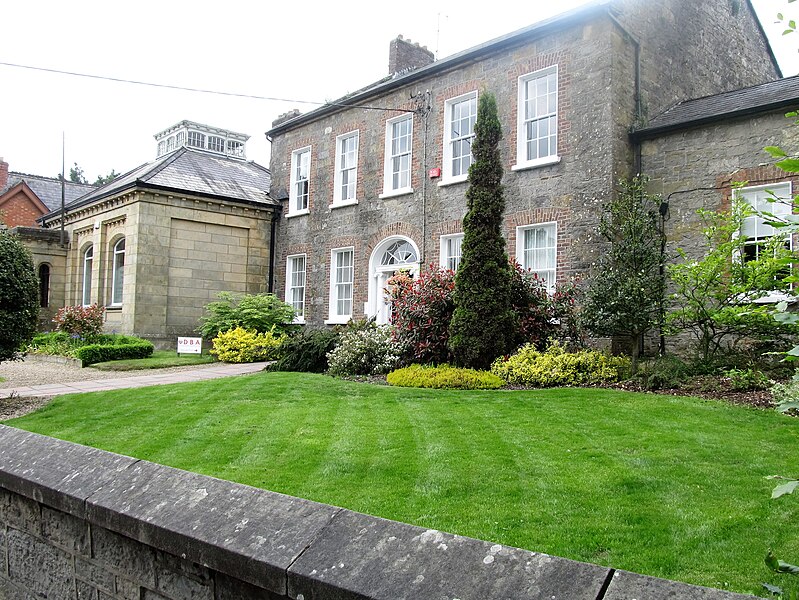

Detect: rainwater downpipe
607,12,642,175
268,205,282,294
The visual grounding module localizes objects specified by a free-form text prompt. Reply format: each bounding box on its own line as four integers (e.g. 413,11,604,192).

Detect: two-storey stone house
266,0,782,330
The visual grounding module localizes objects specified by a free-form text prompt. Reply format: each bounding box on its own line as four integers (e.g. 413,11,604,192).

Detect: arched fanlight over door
368,237,420,324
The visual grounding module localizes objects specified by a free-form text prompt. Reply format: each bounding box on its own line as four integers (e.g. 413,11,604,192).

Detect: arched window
38,264,50,308
82,246,93,306
111,238,125,306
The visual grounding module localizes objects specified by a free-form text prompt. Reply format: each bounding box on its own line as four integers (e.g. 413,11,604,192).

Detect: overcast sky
1,0,797,182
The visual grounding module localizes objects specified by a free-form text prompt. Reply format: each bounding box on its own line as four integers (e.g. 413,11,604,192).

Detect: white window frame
513,65,560,172
288,146,311,217
380,114,414,198
110,238,125,307
82,245,93,306
441,91,477,185
516,222,558,293
208,135,225,153
439,233,464,271
333,131,359,207
187,131,205,149
286,254,307,323
326,247,355,324
737,182,793,260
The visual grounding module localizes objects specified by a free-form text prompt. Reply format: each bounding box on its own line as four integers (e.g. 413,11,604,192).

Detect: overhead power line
0,61,416,113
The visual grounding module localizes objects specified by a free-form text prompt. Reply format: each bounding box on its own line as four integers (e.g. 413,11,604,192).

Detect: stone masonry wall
271,15,621,325
0,425,755,599
614,0,779,123
269,0,780,327
641,109,799,262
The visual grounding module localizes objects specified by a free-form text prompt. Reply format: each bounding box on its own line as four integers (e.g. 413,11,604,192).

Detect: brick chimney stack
389,35,435,75
0,158,8,190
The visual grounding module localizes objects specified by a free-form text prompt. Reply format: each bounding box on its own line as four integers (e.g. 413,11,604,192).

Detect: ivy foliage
449,91,516,369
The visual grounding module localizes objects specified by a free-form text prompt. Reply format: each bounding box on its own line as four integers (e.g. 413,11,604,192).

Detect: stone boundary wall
0,425,754,599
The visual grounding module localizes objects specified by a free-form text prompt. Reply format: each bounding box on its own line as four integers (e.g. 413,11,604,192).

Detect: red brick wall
0,191,46,227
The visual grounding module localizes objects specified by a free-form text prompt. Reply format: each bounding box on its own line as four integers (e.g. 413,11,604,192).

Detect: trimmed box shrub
491,341,629,387
75,337,154,367
387,364,505,390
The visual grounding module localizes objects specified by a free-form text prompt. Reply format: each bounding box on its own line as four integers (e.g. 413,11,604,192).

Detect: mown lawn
5,372,799,597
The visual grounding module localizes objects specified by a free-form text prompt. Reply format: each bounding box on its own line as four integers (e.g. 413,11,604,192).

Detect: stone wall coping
0,425,756,599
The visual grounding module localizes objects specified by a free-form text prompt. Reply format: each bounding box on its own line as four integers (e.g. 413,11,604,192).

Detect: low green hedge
387,364,505,390
74,338,154,367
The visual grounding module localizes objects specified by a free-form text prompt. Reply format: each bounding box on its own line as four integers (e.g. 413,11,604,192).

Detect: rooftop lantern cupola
154,120,249,160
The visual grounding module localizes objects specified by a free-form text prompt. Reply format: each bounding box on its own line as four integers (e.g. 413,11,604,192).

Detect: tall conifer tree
449,92,516,369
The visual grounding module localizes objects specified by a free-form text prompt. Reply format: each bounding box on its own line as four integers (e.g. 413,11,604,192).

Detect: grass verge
5,371,798,597
90,350,216,371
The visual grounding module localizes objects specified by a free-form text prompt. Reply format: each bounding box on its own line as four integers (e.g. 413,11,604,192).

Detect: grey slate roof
45,148,275,221
632,75,799,139
1,173,96,212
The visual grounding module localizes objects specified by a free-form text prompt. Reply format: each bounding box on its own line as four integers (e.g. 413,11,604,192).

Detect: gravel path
0,357,221,389
0,357,227,421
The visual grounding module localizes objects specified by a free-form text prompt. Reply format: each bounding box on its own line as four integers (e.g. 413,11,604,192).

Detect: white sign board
177,337,203,354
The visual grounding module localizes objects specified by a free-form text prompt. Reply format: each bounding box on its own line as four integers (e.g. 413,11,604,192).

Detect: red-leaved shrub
53,304,105,338
388,265,456,365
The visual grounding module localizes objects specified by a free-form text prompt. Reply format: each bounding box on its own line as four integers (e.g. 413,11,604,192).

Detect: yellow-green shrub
387,364,505,390
491,341,629,387
210,326,286,363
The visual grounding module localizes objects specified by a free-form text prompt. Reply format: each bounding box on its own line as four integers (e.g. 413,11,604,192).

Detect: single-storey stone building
265,0,792,340
14,121,278,346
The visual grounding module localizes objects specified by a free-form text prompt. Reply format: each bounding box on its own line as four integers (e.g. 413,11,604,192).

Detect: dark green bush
387,364,505,390
0,231,39,363
270,328,340,373
198,292,296,339
634,355,691,390
74,338,154,366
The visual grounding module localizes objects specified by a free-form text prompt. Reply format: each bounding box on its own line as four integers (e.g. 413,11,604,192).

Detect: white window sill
330,199,358,210
325,316,351,325
286,209,310,219
511,155,561,172
437,176,468,188
379,188,414,199
292,317,306,325
751,291,797,304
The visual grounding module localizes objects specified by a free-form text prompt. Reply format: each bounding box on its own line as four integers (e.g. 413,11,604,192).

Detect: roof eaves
631,96,799,140
266,1,611,137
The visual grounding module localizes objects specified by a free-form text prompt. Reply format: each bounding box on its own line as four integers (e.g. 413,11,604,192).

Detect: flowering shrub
53,304,105,338
327,323,401,376
387,364,505,390
491,341,629,387
211,326,286,363
388,266,455,364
